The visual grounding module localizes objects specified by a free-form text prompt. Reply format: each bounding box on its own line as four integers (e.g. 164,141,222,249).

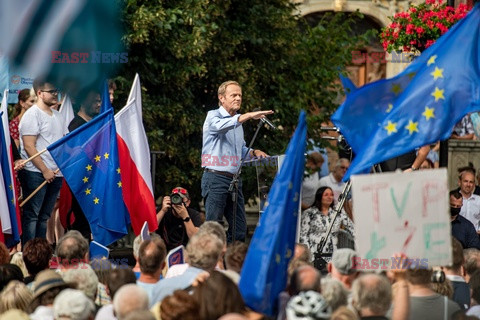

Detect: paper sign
351,168,452,269
166,245,185,268
141,221,150,241
90,241,109,260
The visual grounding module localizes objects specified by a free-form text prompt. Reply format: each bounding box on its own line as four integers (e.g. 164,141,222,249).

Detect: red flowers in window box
381,0,471,53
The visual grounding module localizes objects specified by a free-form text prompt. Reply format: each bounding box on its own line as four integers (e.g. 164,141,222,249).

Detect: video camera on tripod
319,126,353,160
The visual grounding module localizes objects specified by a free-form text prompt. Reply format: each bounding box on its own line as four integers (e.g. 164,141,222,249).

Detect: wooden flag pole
19,168,60,207
14,149,47,171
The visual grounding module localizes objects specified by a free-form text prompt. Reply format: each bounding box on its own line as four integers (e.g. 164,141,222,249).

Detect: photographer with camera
155,187,203,251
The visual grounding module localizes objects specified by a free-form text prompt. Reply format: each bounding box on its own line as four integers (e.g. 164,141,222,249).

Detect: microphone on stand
260,117,277,130
321,135,345,143
320,126,339,132
253,108,276,130
320,126,343,142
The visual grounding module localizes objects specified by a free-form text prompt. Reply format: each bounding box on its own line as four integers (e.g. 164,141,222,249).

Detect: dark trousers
201,171,246,242
69,194,92,240
19,170,62,245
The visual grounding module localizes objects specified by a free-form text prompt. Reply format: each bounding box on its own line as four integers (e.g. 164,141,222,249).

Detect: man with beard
67,90,101,239
68,90,101,131
450,190,480,249
19,79,65,244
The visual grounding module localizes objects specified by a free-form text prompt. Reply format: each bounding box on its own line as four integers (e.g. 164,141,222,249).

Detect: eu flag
47,109,130,245
340,74,357,95
332,4,480,180
239,111,307,316
0,0,125,100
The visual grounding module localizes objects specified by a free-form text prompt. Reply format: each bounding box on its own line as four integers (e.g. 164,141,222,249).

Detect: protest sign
351,169,451,269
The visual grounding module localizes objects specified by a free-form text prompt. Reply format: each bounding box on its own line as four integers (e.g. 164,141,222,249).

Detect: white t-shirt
319,173,346,203
19,105,66,175
301,172,321,207
460,194,480,231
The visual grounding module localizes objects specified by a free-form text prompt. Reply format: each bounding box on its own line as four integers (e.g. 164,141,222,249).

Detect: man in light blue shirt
136,237,167,308
153,232,224,303
201,80,273,242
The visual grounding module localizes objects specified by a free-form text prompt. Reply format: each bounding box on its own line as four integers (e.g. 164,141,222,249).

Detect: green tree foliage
117,0,369,204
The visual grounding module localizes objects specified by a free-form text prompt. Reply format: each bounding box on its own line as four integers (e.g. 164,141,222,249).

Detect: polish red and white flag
115,74,158,234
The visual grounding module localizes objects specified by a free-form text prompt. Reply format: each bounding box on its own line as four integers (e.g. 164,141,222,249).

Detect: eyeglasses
172,187,188,195
41,89,59,95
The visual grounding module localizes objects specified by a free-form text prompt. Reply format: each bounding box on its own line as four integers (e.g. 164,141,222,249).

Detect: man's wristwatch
182,217,191,222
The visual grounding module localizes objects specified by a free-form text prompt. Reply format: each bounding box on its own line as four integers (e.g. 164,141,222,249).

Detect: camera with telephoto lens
170,193,186,205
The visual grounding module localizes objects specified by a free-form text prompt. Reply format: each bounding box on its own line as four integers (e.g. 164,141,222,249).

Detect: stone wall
295,0,424,78
448,140,480,189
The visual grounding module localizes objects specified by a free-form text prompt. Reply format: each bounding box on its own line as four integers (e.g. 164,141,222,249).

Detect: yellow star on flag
116,167,121,174
427,55,437,66
407,72,416,80
82,177,89,183
430,67,444,80
94,155,101,162
104,152,109,159
11,198,14,204
117,181,122,188
8,184,12,190
86,164,92,171
391,84,402,95
405,120,419,135
386,104,393,113
422,106,435,121
431,87,445,101
275,254,281,264
384,121,397,135
85,188,91,195
93,197,100,204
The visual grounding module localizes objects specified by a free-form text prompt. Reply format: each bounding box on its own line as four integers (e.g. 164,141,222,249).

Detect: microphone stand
228,120,264,242
313,179,352,271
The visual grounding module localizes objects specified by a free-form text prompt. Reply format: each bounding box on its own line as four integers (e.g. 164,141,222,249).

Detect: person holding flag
67,89,102,239
48,75,157,246
19,79,65,244
47,105,130,246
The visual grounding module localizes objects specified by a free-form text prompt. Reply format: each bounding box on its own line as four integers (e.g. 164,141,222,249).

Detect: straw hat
32,269,68,301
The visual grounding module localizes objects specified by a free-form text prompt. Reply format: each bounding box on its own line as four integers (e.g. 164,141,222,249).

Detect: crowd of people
2,228,480,319
4,77,480,319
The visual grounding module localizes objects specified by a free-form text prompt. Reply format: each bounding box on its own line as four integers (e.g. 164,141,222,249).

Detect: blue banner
239,111,307,315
